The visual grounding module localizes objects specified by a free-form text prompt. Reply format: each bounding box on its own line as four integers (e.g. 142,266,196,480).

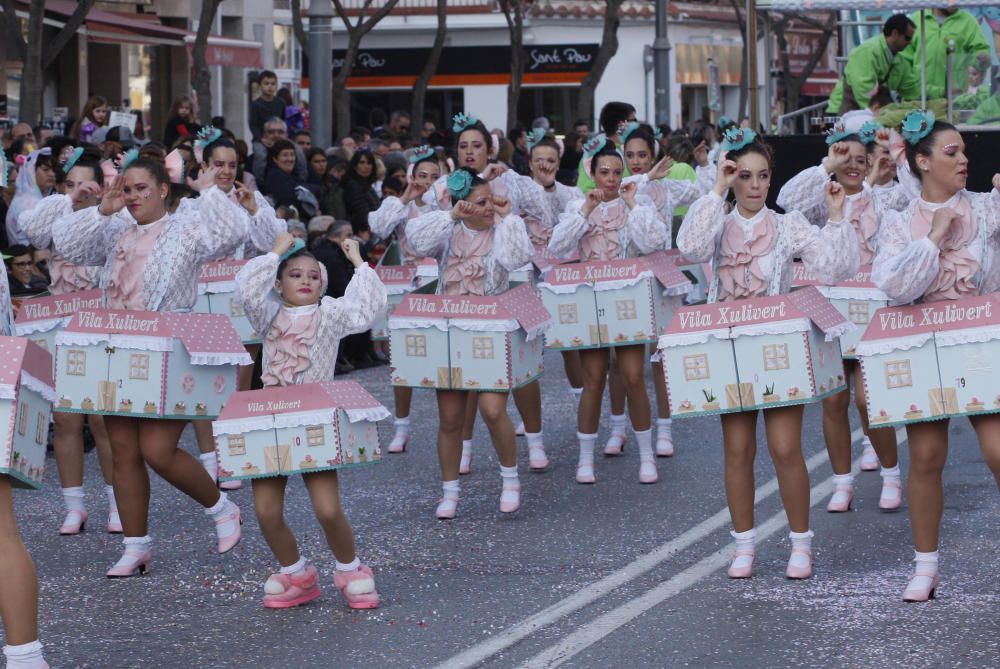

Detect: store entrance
347,89,464,133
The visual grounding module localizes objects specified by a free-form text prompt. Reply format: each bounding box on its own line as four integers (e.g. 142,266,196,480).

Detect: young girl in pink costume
369,146,441,454
677,128,859,580
406,167,534,518
776,121,905,514
235,232,387,609
19,148,119,535
423,114,551,475
0,155,49,668
52,158,248,577
871,111,1000,602
618,121,714,460
548,135,669,485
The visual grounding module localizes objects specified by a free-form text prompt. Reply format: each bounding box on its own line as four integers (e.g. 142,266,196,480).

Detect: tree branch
1,0,27,62
43,0,96,69
331,0,354,33
357,0,400,38
291,0,309,51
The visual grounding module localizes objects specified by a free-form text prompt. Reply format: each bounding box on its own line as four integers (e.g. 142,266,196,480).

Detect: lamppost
653,0,671,127
308,2,334,148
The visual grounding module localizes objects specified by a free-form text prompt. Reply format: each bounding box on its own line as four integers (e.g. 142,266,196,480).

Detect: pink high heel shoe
334,564,380,609
603,432,626,456
59,510,88,535
879,479,903,511
215,503,242,553
528,444,549,471
263,565,322,609
436,492,459,520
903,570,940,602
785,548,813,580
219,478,243,491
499,482,521,513
727,550,756,579
515,421,526,437
655,433,674,458
639,457,658,484
388,433,408,453
826,485,854,513
576,462,596,484
106,546,152,578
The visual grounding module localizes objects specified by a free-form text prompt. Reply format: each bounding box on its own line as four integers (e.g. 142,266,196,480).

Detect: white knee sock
656,417,672,438
914,550,939,574
525,432,543,449
609,413,627,436
3,640,45,669
578,432,597,467
788,530,814,568
62,486,85,513
634,428,653,460
279,557,307,576
832,472,854,489
881,464,901,482
199,452,219,482
500,464,519,487
206,493,236,537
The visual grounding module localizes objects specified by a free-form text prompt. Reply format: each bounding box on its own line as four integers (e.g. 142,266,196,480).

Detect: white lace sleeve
548,199,589,259
676,192,727,262
52,205,127,267
20,194,72,250
234,252,281,337
493,214,535,271
246,192,286,254
784,210,860,284
180,186,250,263
368,196,408,239
627,197,669,254
0,269,12,336
404,210,453,260
776,164,829,225
871,208,940,304
504,171,549,224
422,175,449,210
661,177,704,209
894,159,922,203
320,264,388,338
871,182,911,214
694,162,716,195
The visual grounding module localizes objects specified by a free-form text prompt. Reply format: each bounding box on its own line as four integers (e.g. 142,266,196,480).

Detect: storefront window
127,44,153,132
274,25,295,71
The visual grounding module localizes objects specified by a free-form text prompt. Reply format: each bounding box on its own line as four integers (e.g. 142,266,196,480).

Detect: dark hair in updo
622,124,659,156
124,157,170,186
588,144,624,175
455,120,493,152
905,121,957,181
277,249,319,279
725,137,774,171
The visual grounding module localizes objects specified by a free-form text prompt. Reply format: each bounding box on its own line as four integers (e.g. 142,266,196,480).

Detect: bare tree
728,0,750,120
499,0,527,131
291,0,309,51
770,11,837,117
575,0,625,125
191,0,224,123
411,0,447,142
1,0,96,125
331,0,401,137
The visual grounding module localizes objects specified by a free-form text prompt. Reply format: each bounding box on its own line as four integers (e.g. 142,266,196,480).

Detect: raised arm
51,205,125,267
234,251,282,337
20,194,73,251
871,208,941,304
180,185,250,263
676,191,727,262
368,195,408,240
404,209,453,260
320,238,388,337
623,186,669,254
548,198,591,259
775,164,829,225
492,212,535,271
244,190,286,254
785,207,860,285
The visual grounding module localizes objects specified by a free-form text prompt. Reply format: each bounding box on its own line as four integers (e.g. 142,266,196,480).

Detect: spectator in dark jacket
248,70,285,143
342,150,380,236
163,96,201,148
305,148,347,219
6,245,48,296
261,138,305,211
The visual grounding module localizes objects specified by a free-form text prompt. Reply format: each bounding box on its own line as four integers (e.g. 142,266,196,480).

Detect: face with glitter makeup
916,129,968,195
624,137,655,175
412,159,440,189
592,155,625,198
203,146,238,192
731,151,771,217
275,256,323,307
457,129,490,173
123,166,168,224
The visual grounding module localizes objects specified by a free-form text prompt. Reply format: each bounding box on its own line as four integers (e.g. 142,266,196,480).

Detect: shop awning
675,44,743,86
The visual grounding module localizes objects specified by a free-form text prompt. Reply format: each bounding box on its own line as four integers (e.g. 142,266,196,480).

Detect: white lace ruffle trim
855,332,933,357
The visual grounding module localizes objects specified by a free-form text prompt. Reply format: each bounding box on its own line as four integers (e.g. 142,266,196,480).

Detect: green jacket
827,34,913,113
899,9,990,101
969,94,1000,125
576,139,630,193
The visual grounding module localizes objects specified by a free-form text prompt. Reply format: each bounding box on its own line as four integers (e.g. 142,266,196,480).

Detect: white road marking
436,427,897,669
518,429,908,668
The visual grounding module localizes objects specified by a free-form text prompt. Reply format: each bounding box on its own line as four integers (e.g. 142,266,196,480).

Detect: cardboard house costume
857,294,1000,427
792,262,889,359
13,290,104,366
193,260,259,344
54,309,251,419
0,337,56,489
659,286,852,417
214,380,389,481
388,283,551,391
538,251,691,351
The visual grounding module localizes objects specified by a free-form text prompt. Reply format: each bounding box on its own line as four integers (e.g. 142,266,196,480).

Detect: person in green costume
828,14,917,114
899,7,990,101
577,101,635,193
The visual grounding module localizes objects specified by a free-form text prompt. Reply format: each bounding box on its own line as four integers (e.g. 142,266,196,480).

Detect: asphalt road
11,350,1000,669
